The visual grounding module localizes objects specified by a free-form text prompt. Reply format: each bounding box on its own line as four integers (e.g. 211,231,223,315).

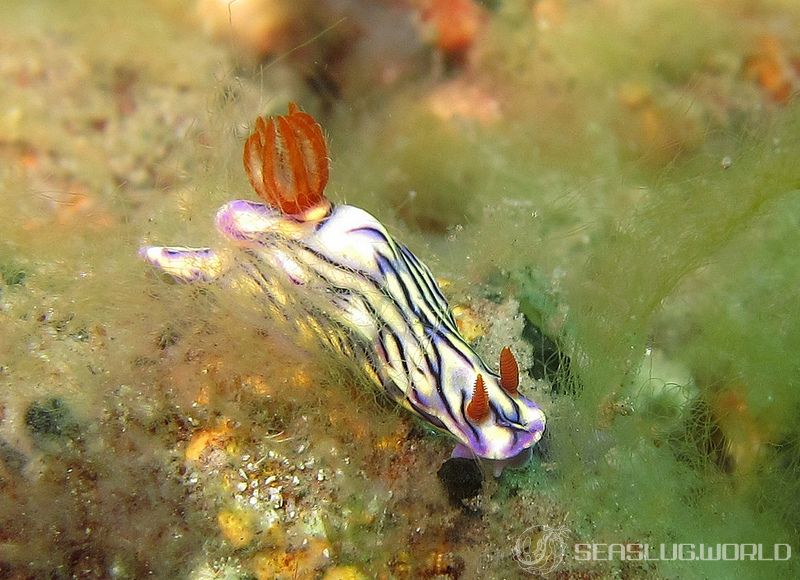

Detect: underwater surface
1,1,799,578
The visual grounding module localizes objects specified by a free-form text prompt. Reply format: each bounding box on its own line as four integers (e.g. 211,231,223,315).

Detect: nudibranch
140,104,546,475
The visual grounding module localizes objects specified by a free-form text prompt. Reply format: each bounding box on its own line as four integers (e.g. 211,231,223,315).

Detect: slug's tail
139,246,221,283
243,103,331,220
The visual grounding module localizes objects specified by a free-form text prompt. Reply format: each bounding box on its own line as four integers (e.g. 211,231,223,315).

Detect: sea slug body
141,104,545,475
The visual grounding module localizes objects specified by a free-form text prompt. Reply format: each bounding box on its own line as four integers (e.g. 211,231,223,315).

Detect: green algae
0,262,26,287
516,82,800,580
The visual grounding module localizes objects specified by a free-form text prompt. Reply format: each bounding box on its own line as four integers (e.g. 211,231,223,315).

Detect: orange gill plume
243,103,330,217
466,374,489,422
499,346,519,395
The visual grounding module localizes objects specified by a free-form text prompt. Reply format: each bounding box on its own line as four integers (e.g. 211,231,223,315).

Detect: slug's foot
451,443,534,478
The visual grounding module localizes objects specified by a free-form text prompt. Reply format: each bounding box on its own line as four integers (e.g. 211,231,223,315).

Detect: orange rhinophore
466,373,489,422
243,103,330,217
499,346,519,395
